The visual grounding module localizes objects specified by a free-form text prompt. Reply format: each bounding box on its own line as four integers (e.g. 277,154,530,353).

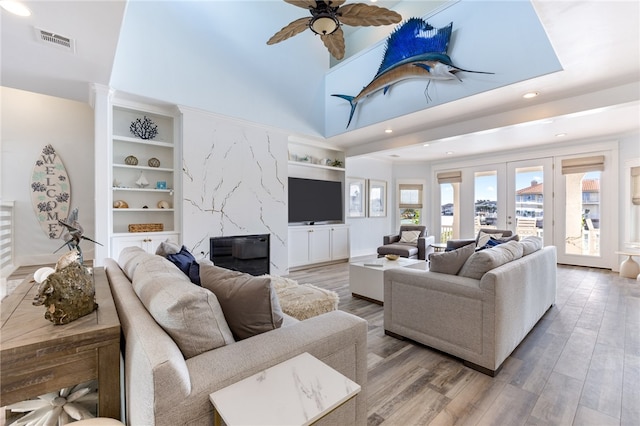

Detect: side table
1,267,121,419
615,251,640,279
209,352,360,426
431,243,448,253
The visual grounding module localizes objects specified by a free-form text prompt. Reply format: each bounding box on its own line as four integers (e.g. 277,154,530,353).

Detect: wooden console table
1,267,121,419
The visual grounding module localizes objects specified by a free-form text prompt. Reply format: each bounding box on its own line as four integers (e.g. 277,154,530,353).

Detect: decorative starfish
5,381,98,425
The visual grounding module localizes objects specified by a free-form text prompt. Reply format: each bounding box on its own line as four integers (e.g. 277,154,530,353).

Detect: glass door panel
474,170,498,234
507,159,552,245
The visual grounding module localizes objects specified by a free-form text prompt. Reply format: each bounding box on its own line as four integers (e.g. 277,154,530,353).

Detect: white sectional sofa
383,239,557,376
104,247,368,425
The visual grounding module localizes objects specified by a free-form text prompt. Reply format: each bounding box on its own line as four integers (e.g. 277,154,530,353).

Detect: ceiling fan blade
284,0,318,10
267,17,311,45
321,27,345,60
337,3,402,27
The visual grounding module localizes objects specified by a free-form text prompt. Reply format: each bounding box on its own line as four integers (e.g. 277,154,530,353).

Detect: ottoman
269,276,339,320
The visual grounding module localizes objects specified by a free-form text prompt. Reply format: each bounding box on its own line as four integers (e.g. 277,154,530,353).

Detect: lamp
309,3,339,36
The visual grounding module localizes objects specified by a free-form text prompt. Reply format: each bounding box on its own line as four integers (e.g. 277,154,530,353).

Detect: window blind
437,171,462,184
399,184,423,209
561,156,605,174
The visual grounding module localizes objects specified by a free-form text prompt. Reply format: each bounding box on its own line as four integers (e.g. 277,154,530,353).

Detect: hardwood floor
285,261,640,426
6,261,638,425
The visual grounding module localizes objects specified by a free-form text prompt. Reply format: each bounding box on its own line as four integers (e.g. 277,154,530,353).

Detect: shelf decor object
148,157,160,167
113,200,129,208
129,116,158,140
124,155,138,165
128,223,164,233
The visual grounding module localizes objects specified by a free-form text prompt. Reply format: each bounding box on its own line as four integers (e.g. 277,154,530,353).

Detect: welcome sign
31,144,71,238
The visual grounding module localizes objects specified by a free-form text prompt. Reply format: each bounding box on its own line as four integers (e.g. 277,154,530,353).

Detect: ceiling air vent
34,27,75,53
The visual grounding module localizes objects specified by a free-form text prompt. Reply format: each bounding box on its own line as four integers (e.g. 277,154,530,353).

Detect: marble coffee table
349,257,426,304
209,352,360,426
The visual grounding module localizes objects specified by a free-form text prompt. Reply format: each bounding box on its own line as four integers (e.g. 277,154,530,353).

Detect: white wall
180,108,290,276
345,156,394,258
1,87,95,267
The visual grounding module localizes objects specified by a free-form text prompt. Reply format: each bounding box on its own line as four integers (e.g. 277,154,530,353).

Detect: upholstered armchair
446,228,515,251
377,225,434,260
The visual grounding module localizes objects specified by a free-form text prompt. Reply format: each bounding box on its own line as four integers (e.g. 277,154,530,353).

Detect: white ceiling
2,0,638,163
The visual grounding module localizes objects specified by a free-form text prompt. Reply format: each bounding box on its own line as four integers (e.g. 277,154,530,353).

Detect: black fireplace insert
209,234,270,276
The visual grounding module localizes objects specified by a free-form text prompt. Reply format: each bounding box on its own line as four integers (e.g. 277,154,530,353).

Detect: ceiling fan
267,0,402,60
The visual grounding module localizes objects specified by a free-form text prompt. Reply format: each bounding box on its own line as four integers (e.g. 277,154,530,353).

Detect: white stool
615,251,640,279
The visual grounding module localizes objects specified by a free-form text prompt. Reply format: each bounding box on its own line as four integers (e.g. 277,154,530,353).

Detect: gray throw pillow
429,243,475,275
200,264,284,341
155,239,182,257
132,255,234,359
458,241,523,279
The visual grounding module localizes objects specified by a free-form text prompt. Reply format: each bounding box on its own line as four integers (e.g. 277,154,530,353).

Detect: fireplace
210,234,270,276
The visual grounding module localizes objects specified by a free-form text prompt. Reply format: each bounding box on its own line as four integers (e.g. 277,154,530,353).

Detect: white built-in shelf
113,135,173,148
288,160,345,172
112,208,174,212
113,187,173,193
113,164,173,172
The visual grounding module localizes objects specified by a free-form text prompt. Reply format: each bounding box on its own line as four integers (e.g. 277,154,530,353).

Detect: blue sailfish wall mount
332,18,493,128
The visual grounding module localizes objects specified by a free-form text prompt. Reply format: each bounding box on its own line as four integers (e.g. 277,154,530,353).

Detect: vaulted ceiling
2,1,638,162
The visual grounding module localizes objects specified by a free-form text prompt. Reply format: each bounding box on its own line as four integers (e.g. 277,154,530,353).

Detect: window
399,183,422,225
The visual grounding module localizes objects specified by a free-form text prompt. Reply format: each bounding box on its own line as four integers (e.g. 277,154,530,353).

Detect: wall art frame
347,177,367,218
368,179,387,217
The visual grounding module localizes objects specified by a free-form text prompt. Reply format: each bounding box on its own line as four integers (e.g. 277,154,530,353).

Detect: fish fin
331,94,358,128
383,86,390,95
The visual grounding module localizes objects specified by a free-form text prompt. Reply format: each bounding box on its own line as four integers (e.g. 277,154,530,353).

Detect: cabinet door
309,227,332,263
331,226,349,260
111,232,179,260
289,228,311,267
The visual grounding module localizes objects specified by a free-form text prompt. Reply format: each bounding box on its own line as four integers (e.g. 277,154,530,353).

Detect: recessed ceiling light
523,91,539,99
555,133,567,137
384,129,393,134
423,143,430,147
446,151,454,155
0,0,31,16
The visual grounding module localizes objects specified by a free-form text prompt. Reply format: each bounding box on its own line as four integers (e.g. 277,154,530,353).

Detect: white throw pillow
477,231,502,248
400,230,421,243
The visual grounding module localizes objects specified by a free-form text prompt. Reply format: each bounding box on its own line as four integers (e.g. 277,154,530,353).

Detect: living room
1,0,639,425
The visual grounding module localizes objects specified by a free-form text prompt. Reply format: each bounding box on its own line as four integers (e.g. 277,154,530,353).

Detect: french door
506,158,553,246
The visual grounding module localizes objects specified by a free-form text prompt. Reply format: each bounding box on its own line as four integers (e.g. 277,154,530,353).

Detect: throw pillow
200,264,284,340
167,246,200,285
429,243,475,275
458,241,522,280
132,255,235,359
400,230,421,243
520,236,543,255
477,231,502,248
118,246,149,281
155,239,181,257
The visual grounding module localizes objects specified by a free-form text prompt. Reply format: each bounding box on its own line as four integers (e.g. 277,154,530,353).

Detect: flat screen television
288,177,343,224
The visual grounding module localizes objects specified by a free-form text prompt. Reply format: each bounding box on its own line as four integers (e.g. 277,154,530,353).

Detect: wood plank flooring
285,262,640,426
6,262,638,425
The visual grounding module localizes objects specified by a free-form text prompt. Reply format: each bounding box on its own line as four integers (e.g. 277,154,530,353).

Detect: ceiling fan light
309,14,339,35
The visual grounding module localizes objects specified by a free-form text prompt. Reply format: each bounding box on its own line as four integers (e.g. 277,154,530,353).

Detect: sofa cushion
118,246,149,281
200,264,284,341
520,236,543,255
458,241,524,279
429,243,475,275
400,230,421,243
132,254,234,359
377,243,418,258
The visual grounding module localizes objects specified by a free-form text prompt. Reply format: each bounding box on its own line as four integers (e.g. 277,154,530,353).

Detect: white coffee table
349,257,426,304
209,352,360,426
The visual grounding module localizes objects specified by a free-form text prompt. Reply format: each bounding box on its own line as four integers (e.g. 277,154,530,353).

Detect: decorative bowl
385,254,399,261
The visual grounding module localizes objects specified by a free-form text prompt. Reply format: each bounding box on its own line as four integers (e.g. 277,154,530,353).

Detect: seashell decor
125,155,138,166
113,200,129,208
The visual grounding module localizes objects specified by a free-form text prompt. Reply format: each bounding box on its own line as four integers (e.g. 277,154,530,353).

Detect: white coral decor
6,381,98,425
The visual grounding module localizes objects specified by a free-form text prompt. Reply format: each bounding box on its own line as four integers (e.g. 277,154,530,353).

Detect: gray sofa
104,247,367,425
384,240,556,375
